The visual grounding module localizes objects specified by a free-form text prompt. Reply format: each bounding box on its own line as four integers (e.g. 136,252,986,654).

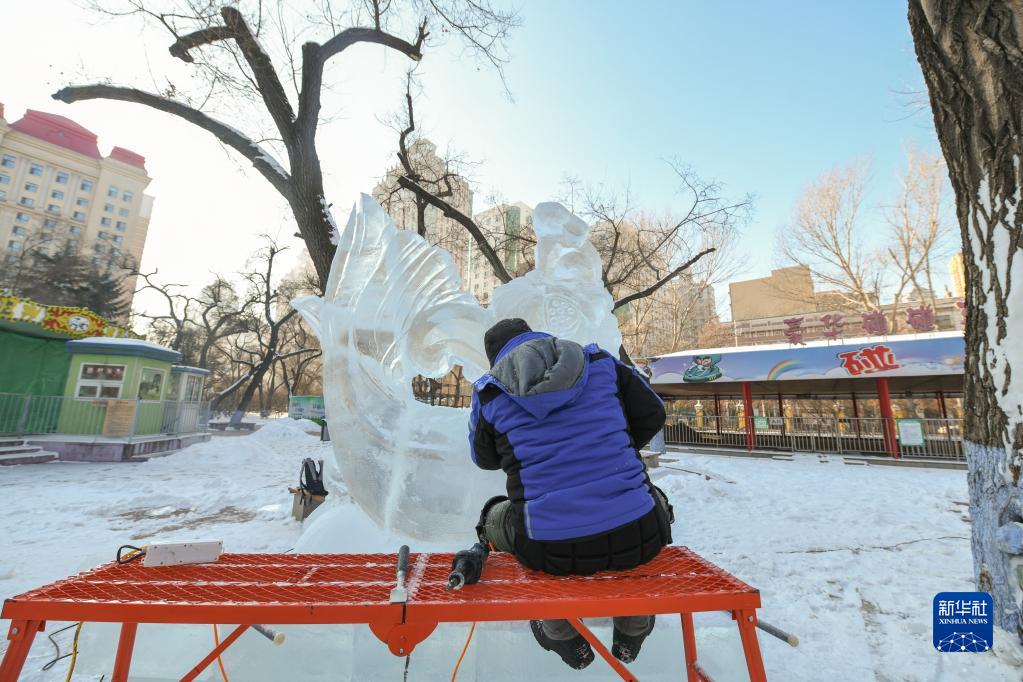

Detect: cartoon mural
682,354,723,382
649,333,965,385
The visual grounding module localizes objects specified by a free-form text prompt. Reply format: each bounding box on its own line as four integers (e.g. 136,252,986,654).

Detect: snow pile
0,426,1019,680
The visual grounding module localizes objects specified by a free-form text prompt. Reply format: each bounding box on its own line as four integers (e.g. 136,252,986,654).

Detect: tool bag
290,458,328,522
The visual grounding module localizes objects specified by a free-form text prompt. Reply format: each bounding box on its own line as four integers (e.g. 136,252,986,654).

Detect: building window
72,211,86,221
15,213,29,224
104,203,113,213
0,174,8,185
67,238,79,250
122,190,134,202
18,197,34,207
69,226,81,236
47,205,61,214
56,171,69,185
11,226,26,236
110,247,121,257
184,375,203,402
75,363,125,399
101,217,112,227
8,240,22,251
0,190,6,201
112,235,123,245
36,246,49,256
97,231,108,240
80,180,93,192
76,197,89,207
29,163,43,176
107,185,118,198
118,207,129,217
24,182,37,193
43,219,56,229
115,221,127,232
138,367,164,401
51,190,64,200
94,243,105,253
1,155,14,168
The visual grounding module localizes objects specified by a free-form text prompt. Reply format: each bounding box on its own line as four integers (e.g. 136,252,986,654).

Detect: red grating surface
3,547,758,625
406,546,760,621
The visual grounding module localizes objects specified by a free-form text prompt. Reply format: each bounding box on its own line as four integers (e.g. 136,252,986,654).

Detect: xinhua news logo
933,592,993,653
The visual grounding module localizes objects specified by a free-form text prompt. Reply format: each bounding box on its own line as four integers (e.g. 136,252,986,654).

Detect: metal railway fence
663,414,964,461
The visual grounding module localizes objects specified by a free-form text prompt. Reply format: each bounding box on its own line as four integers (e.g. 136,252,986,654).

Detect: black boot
530,620,594,670
612,616,655,663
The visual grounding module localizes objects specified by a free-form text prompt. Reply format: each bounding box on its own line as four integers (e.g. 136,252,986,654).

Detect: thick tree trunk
909,0,1023,643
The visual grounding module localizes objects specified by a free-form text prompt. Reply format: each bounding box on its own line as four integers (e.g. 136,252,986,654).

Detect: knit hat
484,318,533,366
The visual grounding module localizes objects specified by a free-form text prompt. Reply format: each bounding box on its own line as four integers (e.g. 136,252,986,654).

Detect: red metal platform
1,546,766,681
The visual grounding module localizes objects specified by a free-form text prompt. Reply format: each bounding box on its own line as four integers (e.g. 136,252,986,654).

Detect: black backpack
299,458,328,497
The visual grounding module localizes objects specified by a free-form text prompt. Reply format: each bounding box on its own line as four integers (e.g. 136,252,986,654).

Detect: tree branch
397,175,513,283
613,248,716,311
52,84,293,201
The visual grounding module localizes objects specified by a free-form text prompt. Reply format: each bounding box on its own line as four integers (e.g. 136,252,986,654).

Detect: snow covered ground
1,421,1019,680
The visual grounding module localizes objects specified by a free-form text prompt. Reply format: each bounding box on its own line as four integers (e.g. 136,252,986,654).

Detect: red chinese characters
905,305,935,333
861,310,889,336
838,344,901,376
782,317,806,345
821,313,845,340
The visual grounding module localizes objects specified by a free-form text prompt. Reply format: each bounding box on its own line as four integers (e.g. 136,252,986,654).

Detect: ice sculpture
492,202,623,354
293,195,623,544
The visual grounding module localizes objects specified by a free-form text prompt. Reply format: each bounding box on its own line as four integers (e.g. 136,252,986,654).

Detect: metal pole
742,382,755,452
876,377,899,459
714,393,722,437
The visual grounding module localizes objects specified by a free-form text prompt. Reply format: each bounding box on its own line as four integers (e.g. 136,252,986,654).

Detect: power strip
142,540,223,567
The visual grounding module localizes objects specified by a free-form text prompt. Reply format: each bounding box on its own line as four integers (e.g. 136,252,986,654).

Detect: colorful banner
0,293,138,339
649,334,965,384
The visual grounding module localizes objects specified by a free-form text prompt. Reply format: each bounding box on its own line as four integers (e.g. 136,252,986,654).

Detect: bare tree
778,160,884,312
55,0,519,289
390,97,751,359
134,271,193,351
882,147,955,331
909,0,1023,644
209,237,304,425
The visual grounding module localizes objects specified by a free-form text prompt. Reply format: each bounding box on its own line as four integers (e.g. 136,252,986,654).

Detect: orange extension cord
213,624,230,682
451,621,477,681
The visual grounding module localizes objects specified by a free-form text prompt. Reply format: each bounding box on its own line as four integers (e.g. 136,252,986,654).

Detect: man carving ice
467,318,674,669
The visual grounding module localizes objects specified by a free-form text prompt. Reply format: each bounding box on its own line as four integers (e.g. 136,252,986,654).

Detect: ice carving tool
447,542,490,590
390,545,410,603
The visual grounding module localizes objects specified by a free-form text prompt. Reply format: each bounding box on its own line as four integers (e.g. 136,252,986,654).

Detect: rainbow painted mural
649,333,965,384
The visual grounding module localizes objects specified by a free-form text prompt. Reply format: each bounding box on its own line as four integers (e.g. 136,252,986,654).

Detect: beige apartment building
373,139,474,282
726,264,964,345
0,103,153,313
728,265,817,321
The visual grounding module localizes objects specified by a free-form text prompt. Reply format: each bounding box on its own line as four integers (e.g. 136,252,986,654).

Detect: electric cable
213,624,230,682
116,544,147,564
41,622,80,671
450,621,477,681
63,622,83,682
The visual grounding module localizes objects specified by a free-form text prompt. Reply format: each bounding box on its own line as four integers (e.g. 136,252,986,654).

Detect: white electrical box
142,540,223,567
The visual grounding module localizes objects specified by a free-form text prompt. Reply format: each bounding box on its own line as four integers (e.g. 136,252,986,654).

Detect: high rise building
0,103,154,314
372,139,474,282
469,202,533,305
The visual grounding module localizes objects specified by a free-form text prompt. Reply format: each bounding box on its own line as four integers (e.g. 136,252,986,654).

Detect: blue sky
1,1,943,316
